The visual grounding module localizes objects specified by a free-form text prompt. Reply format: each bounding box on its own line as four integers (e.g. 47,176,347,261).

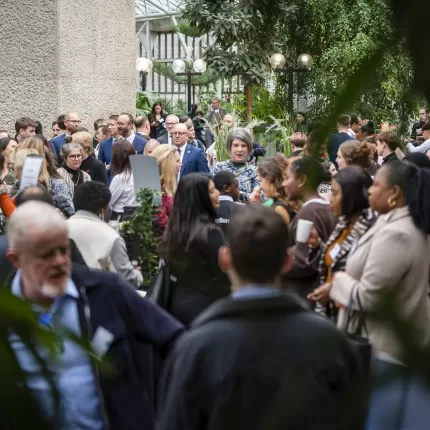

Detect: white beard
41,282,66,299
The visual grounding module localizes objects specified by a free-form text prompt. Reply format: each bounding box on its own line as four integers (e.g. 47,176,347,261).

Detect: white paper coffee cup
296,220,314,243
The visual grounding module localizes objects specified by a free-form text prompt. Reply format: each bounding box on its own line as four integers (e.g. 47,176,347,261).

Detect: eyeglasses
166,122,179,126
68,154,82,160
66,120,82,124
172,132,187,136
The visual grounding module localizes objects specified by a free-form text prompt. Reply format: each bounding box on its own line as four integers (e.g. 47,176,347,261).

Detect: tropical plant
122,188,160,284
274,0,421,134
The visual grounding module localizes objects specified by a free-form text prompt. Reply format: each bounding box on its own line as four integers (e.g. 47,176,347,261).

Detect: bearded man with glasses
51,112,82,164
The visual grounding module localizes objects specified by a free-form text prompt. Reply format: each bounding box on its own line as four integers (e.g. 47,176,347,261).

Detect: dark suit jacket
158,293,365,430
179,144,210,177
157,133,170,144
97,137,114,182
4,264,183,430
131,134,146,154
206,108,227,126
98,136,114,166
215,199,238,237
51,133,67,163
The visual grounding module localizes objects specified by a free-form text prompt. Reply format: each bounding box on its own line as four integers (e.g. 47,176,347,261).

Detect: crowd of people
0,104,430,429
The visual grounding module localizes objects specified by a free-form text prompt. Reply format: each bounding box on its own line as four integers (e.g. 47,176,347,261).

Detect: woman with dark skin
312,161,430,429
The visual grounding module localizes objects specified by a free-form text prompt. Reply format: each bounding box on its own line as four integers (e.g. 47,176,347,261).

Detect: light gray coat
331,206,430,361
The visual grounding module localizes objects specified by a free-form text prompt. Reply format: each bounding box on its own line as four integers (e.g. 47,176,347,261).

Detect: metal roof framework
135,0,183,22
135,0,189,60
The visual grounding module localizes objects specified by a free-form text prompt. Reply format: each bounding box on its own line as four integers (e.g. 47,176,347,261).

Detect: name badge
91,327,114,359
329,243,341,260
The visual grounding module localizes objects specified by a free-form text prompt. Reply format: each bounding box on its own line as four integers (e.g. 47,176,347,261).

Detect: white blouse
109,172,137,213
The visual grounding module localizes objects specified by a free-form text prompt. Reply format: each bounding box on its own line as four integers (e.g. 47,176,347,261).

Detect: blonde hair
150,144,178,196
13,148,48,185
18,136,60,179
72,131,93,155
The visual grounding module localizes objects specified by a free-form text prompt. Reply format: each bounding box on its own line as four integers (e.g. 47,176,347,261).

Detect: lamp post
172,59,206,113
270,53,313,115
136,57,153,91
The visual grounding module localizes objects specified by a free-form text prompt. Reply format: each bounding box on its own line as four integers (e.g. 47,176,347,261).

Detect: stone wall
0,0,136,135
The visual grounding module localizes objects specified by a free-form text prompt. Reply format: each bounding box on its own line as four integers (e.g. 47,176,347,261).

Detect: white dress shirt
176,143,187,181
125,132,136,144
407,138,430,154
347,128,356,138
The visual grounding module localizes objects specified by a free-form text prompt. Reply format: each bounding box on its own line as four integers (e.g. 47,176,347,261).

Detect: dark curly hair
289,156,325,192
73,181,111,214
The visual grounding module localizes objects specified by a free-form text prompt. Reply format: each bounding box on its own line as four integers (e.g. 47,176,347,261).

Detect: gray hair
7,201,66,250
226,128,253,154
165,114,179,123
61,142,83,159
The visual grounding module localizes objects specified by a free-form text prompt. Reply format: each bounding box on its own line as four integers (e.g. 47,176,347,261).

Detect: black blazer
158,293,366,430
215,199,238,237
5,265,183,430
167,228,230,326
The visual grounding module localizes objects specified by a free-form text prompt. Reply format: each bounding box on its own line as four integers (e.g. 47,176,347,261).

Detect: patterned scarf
319,208,377,285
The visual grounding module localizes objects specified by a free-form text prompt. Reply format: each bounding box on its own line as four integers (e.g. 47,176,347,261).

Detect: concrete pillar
0,0,136,135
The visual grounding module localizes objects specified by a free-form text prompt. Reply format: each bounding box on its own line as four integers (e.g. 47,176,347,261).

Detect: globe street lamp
172,59,207,113
270,53,313,115
136,57,153,91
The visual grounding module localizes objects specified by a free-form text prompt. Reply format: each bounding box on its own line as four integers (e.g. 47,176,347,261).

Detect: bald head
15,185,54,208
7,201,71,301
64,112,81,132
8,202,66,250
223,114,235,129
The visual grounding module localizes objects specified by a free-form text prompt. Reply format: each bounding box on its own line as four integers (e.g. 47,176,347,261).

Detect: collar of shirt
177,143,187,161
125,132,136,144
11,269,79,313
347,128,356,138
219,195,233,202
231,285,281,300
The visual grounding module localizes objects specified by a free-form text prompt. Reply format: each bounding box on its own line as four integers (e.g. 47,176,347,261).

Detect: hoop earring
387,198,396,208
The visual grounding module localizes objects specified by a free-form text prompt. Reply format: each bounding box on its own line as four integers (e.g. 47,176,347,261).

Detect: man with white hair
6,201,183,430
157,114,179,145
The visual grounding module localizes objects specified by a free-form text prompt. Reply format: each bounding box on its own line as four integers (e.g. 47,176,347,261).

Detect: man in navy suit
173,123,209,180
98,114,121,182
117,113,147,154
51,112,81,163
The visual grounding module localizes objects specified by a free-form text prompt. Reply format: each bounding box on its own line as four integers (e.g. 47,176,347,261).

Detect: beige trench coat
331,206,430,361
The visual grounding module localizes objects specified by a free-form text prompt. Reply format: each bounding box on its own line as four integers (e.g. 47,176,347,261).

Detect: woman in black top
161,173,230,326
148,103,167,139
72,131,108,184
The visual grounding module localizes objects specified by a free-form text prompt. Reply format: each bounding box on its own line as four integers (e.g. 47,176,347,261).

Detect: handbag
345,288,372,378
146,264,174,312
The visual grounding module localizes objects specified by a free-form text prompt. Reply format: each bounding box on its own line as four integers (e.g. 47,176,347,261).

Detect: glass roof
135,0,183,20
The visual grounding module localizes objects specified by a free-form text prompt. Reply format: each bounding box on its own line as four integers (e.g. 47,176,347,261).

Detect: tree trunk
246,85,252,124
